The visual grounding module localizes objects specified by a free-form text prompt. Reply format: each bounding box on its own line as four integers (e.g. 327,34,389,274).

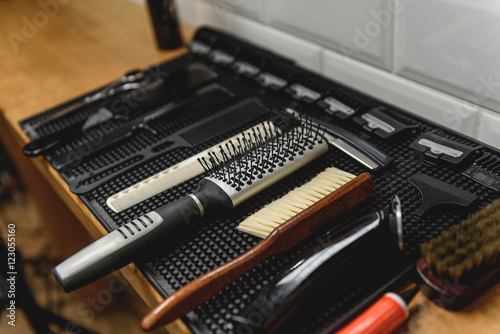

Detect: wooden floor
0,194,167,334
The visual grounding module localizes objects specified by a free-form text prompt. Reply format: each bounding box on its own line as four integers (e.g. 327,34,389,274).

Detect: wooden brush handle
141,238,276,331
141,172,374,331
266,172,374,254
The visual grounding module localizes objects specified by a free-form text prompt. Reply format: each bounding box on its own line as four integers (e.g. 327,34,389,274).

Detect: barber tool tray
20,27,500,333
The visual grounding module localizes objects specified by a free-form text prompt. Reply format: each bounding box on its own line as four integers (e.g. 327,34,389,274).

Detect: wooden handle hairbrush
417,199,500,310
141,170,374,331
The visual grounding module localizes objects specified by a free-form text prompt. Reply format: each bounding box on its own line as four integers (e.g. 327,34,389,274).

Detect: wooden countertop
0,1,191,333
1,1,499,333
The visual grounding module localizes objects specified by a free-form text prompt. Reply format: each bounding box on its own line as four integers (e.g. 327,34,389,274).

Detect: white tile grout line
475,110,484,140
474,106,500,142
391,0,398,74
319,47,326,77
260,0,270,25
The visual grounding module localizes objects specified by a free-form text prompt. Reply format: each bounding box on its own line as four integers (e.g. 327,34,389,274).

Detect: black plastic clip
354,108,419,138
285,84,321,103
409,173,477,217
255,72,288,90
410,132,481,166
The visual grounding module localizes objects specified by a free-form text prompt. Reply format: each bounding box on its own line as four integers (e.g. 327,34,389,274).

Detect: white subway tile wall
176,0,223,30
178,0,323,71
323,49,479,137
175,0,499,148
232,0,268,23
395,0,500,114
223,12,323,72
478,111,500,149
267,0,393,70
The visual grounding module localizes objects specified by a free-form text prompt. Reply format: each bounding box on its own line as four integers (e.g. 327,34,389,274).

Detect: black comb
23,62,218,157
50,84,230,170
68,98,270,194
463,153,500,191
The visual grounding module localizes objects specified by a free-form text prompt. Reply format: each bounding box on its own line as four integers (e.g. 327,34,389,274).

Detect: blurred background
0,141,168,333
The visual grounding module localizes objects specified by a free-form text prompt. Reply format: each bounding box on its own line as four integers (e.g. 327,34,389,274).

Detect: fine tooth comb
68,98,269,194
51,83,231,171
54,119,329,293
416,199,500,310
106,121,280,213
141,168,374,331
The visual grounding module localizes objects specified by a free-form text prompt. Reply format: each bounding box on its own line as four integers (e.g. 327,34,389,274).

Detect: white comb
106,122,279,212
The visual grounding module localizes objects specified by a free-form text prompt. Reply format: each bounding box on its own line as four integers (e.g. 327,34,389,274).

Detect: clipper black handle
53,196,201,292
53,179,232,292
232,197,403,333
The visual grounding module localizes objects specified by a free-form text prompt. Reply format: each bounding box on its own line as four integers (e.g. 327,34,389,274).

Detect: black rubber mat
20,27,500,334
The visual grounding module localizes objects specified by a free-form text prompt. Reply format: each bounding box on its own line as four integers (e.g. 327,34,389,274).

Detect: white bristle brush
238,167,356,238
106,121,279,212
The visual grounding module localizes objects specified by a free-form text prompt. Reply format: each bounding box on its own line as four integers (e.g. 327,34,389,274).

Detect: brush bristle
421,199,500,282
237,167,356,238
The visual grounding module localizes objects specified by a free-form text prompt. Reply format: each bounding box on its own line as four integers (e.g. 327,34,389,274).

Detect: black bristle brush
53,117,329,293
417,199,500,310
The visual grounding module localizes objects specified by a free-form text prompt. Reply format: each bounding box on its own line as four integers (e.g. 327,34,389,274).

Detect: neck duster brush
417,199,500,310
53,118,329,293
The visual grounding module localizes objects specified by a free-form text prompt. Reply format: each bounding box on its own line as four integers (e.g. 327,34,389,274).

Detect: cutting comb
68,98,268,194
